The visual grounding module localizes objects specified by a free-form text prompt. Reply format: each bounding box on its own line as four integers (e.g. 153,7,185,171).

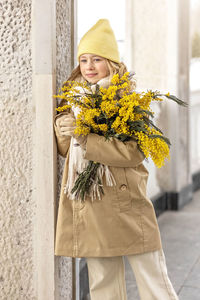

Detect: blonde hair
63,59,136,90
106,60,127,78
106,60,136,90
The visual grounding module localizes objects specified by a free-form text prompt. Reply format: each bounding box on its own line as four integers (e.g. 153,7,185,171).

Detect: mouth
86,73,97,77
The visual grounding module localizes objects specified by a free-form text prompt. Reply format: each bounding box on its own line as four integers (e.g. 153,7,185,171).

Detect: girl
54,19,178,300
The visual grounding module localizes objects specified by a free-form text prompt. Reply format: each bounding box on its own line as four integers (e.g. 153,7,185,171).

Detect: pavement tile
178,286,200,300
158,212,200,289
124,257,139,299
182,257,200,289
125,190,200,300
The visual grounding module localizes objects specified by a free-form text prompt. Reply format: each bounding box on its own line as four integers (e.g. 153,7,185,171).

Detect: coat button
120,184,127,191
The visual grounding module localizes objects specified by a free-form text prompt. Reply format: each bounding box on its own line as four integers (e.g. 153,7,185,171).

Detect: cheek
99,63,109,76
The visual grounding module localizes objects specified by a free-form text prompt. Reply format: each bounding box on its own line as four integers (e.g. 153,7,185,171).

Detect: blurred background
0,0,199,299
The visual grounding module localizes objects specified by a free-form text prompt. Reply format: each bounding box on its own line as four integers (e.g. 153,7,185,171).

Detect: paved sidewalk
125,189,200,300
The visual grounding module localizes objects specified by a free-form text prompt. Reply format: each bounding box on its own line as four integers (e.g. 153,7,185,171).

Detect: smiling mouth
86,74,97,77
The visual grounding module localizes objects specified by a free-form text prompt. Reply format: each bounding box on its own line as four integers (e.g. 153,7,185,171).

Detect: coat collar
91,76,110,89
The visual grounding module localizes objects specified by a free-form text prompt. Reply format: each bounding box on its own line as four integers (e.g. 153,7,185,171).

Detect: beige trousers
86,249,178,300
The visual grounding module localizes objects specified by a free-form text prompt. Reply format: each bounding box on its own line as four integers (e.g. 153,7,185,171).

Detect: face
79,53,110,84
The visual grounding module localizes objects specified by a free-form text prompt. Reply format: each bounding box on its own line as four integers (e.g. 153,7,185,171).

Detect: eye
94,58,101,62
80,59,87,63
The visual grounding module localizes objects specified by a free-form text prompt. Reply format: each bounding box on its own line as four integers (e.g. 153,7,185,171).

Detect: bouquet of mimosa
54,72,187,201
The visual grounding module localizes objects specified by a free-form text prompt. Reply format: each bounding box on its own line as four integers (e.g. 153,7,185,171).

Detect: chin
87,79,98,84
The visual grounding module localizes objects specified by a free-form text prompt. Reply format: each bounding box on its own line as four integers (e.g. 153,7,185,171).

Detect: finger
64,114,75,120
60,124,76,129
56,118,62,127
56,115,68,123
61,130,74,136
60,116,76,123
60,126,75,132
60,120,76,126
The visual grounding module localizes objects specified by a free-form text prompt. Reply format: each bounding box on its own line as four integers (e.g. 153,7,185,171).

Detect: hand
55,113,87,148
55,113,76,136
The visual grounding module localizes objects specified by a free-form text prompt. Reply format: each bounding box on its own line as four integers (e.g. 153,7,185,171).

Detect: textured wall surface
178,0,191,188
56,0,73,299
129,0,169,197
56,0,72,89
130,0,190,194
132,0,168,90
0,0,35,299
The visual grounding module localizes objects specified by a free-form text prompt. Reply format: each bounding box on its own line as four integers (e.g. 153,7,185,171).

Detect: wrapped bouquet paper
54,72,187,201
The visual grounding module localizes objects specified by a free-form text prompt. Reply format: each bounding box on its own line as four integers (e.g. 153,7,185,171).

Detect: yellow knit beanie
77,19,120,64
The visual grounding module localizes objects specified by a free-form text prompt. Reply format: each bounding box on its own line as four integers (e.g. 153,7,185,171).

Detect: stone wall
0,0,73,298
56,0,73,299
0,0,35,298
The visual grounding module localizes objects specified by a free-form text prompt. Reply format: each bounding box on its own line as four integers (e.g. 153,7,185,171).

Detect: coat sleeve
84,133,145,167
54,112,71,158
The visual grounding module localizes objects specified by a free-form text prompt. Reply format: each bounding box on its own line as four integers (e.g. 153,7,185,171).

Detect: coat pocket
114,168,132,212
126,164,148,209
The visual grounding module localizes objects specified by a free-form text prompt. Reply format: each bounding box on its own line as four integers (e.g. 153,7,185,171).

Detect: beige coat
54,119,162,258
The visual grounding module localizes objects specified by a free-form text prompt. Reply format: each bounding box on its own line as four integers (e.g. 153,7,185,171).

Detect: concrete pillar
32,0,75,298
0,0,35,298
160,0,192,208
32,0,58,298
56,0,74,298
0,0,73,298
125,0,192,208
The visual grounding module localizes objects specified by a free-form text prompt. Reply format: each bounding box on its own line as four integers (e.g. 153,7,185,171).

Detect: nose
86,60,95,69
